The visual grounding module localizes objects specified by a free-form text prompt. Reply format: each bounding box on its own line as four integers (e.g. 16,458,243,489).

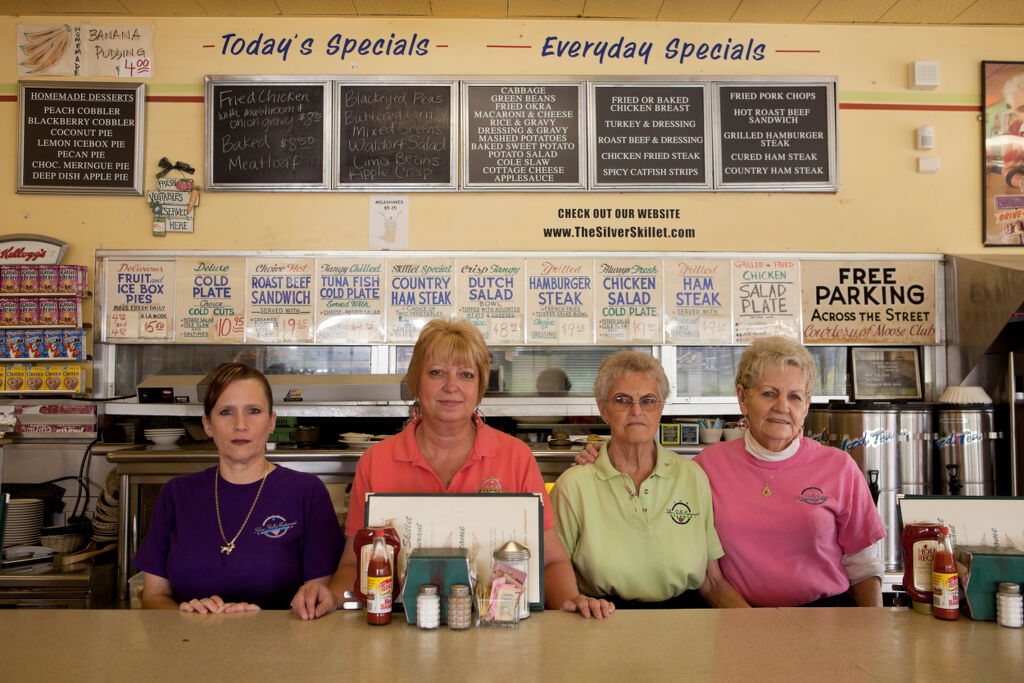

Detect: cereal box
5,364,27,391
0,365,6,391
61,364,85,392
20,264,39,293
63,329,84,359
5,330,27,359
38,265,58,293
26,364,46,391
44,365,63,391
1,265,20,293
58,265,79,294
0,330,6,359
24,330,44,359
0,298,18,326
37,298,59,326
43,329,64,358
18,297,39,326
58,297,81,326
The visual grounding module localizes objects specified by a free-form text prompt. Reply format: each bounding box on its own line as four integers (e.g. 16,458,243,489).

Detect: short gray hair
593,350,670,402
735,337,817,396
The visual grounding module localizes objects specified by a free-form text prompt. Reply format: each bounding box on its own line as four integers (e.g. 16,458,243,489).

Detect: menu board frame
851,346,923,400
18,80,145,195
332,78,458,192
205,75,332,192
461,80,587,191
588,80,712,191
712,77,838,192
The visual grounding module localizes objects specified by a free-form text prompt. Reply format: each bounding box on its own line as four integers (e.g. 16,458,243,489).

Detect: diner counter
1,607,1019,681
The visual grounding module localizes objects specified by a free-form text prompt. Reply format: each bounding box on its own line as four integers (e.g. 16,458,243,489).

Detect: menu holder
851,347,922,400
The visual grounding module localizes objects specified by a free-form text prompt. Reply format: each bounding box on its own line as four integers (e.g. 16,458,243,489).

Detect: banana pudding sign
800,261,936,344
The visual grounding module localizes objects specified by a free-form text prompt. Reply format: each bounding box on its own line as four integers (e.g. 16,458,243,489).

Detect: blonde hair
593,350,669,402
735,337,817,396
406,318,491,399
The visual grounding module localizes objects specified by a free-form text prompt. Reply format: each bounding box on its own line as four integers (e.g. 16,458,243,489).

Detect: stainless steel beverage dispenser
934,404,998,496
895,404,935,495
828,403,901,571
803,407,830,444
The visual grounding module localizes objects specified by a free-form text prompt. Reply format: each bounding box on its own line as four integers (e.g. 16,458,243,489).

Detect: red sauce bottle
901,523,943,614
931,526,959,621
352,526,401,604
366,529,393,625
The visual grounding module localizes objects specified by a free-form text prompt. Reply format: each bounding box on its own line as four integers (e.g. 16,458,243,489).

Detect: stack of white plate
144,428,185,447
3,498,45,547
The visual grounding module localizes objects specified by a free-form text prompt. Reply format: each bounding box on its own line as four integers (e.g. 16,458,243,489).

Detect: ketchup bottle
366,529,393,625
931,526,959,621
901,523,943,614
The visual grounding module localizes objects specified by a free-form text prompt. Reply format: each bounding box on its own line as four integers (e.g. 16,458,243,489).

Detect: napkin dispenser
402,547,471,625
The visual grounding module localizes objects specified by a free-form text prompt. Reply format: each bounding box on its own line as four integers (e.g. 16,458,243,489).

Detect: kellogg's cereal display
1,266,20,293
38,297,59,325
18,297,39,326
38,265,58,293
5,363,27,391
0,298,18,326
58,297,81,326
19,265,39,293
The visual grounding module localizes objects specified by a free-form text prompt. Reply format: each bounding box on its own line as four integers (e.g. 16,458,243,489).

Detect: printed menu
386,259,456,342
104,259,174,340
456,258,525,344
174,257,245,343
526,259,594,344
664,259,731,344
595,258,662,343
245,258,314,343
315,257,386,343
731,259,800,343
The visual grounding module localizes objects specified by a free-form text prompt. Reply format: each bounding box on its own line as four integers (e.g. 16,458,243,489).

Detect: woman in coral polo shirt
292,318,613,619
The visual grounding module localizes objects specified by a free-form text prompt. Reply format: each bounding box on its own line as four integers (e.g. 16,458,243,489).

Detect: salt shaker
996,582,1023,628
493,540,531,620
447,584,472,630
416,584,440,630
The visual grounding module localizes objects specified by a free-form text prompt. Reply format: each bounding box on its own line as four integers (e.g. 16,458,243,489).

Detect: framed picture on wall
851,347,922,400
982,61,1024,246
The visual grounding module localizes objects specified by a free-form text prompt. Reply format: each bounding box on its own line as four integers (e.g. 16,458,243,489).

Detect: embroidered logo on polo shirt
666,501,697,525
254,514,297,538
796,487,830,505
478,477,503,493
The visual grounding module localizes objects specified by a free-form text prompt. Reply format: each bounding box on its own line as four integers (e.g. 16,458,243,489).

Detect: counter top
0,607,1017,681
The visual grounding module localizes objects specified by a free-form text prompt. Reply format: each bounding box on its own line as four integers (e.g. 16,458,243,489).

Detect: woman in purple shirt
133,363,343,613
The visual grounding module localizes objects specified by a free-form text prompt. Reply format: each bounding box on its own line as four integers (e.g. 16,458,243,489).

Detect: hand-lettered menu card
174,257,245,343
590,84,709,189
595,259,662,344
315,258,385,343
715,81,836,191
800,261,937,344
463,83,584,189
731,259,800,343
245,258,314,343
104,260,174,340
526,259,594,344
386,259,456,343
456,259,525,344
664,259,731,344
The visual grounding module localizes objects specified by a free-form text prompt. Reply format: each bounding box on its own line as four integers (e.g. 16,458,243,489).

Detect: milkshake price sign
104,259,174,340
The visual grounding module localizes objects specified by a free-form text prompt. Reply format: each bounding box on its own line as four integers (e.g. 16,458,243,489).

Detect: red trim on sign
487,45,531,48
202,44,215,48
0,95,16,102
435,45,448,48
775,50,821,53
840,103,980,112
147,96,204,103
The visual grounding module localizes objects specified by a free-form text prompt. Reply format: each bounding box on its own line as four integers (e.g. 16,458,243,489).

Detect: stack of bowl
92,471,120,544
143,427,185,448
3,498,45,547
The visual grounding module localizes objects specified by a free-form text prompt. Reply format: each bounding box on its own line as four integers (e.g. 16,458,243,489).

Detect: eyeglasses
605,394,663,412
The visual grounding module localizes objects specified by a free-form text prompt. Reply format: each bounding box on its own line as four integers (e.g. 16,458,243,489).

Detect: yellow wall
3,16,1021,265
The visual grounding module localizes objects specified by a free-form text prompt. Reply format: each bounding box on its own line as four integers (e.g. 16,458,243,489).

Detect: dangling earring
410,399,422,424
472,406,485,426
737,415,749,431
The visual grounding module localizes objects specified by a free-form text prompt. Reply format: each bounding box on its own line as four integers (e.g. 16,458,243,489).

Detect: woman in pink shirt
693,337,885,606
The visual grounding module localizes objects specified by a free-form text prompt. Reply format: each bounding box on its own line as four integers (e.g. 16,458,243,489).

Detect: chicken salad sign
800,261,936,344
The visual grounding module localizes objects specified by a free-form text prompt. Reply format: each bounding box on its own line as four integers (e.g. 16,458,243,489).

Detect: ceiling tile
29,0,129,14
806,0,895,24
119,0,211,16
430,0,506,19
509,0,585,19
274,0,358,15
583,0,661,21
191,0,283,16
953,0,1024,25
2,1,58,12
352,0,431,16
879,0,975,24
731,0,821,23
657,0,742,23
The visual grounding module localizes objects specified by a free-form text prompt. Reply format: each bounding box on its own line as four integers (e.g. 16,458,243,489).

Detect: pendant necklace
215,460,269,555
758,466,780,497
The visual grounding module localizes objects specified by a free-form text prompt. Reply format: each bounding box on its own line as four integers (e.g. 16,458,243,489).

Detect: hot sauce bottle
932,526,960,621
352,526,401,604
366,529,393,625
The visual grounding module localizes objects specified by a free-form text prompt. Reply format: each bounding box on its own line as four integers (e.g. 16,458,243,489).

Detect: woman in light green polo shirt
551,351,749,608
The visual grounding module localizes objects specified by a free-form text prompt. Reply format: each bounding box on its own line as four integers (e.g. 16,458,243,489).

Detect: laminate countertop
0,607,1018,681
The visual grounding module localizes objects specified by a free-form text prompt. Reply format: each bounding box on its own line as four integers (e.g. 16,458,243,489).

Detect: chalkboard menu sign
463,83,584,189
335,82,456,190
590,83,710,189
18,81,144,195
206,77,330,191
714,80,837,191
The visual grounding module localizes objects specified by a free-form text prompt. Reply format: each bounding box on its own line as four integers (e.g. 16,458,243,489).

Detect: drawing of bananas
20,25,71,74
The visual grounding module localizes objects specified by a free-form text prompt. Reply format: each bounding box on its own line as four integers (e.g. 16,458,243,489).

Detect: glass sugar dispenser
416,584,440,630
996,582,1023,628
492,540,531,620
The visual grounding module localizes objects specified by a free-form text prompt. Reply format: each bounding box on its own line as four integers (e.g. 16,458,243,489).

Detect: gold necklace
215,461,269,555
756,464,781,497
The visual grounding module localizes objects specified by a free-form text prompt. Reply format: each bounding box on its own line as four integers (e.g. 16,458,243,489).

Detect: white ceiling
4,0,1024,26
